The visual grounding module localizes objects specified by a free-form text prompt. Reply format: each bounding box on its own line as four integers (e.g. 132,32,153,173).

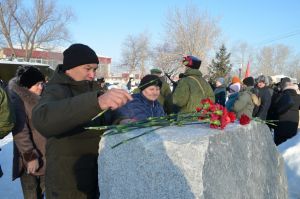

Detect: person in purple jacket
116,74,165,123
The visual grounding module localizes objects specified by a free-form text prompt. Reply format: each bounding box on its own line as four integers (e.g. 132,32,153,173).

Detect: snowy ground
278,132,300,199
0,134,21,199
1,130,300,198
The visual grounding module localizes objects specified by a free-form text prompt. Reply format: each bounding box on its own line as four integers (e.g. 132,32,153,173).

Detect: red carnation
209,105,217,112
219,107,229,129
239,114,251,125
210,124,219,129
201,98,213,106
197,98,234,130
228,112,236,123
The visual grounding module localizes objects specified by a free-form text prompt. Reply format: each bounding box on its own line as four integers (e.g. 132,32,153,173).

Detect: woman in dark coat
214,77,226,106
7,66,46,199
252,75,272,120
116,75,165,123
273,83,300,145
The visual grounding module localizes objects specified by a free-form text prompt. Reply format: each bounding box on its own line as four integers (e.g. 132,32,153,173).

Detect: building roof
2,47,112,64
3,48,63,60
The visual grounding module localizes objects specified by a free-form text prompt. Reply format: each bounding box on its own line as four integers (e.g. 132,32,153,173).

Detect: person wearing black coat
214,77,227,106
32,44,132,199
127,77,133,91
273,83,300,145
252,75,272,120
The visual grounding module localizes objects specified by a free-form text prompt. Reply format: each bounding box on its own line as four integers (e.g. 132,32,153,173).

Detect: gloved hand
0,164,3,178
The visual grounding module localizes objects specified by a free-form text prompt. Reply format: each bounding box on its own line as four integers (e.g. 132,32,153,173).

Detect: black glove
0,148,3,178
0,164,3,178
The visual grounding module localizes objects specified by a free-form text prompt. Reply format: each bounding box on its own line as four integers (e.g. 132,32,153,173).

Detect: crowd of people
0,43,299,199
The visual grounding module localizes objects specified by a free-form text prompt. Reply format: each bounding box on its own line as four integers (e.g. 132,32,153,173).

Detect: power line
258,29,300,46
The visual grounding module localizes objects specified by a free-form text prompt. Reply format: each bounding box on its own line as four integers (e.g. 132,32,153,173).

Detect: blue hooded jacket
116,93,165,121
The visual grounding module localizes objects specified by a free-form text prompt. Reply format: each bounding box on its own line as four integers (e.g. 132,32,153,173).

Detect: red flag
245,61,250,78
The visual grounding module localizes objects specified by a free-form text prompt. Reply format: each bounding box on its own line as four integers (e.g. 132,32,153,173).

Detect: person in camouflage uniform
150,69,173,114
172,56,214,113
0,86,14,138
0,85,15,178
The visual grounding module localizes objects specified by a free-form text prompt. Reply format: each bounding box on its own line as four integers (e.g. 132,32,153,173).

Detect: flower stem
92,109,109,121
111,126,165,149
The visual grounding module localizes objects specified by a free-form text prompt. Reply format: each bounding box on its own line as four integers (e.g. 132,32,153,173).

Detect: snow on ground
278,132,300,199
0,133,21,198
1,130,300,198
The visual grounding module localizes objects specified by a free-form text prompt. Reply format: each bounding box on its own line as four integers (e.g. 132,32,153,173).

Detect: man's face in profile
65,64,98,81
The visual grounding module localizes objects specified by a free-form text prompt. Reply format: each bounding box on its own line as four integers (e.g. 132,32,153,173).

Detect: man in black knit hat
32,43,132,199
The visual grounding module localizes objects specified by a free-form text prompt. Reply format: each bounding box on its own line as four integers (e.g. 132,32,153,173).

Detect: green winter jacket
232,87,255,119
172,68,214,113
32,66,105,199
0,87,14,138
158,79,173,114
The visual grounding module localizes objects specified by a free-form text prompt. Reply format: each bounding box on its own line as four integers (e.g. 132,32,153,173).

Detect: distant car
0,60,53,83
107,83,119,90
270,75,297,84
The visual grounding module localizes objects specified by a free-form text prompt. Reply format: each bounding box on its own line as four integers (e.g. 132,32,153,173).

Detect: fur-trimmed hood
8,77,40,119
283,84,298,92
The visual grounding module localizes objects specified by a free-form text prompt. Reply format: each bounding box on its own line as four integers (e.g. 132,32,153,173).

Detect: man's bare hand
27,159,39,174
98,88,132,110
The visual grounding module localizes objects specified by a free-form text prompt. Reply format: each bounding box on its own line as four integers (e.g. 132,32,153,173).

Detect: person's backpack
0,86,15,139
250,88,261,106
251,93,261,106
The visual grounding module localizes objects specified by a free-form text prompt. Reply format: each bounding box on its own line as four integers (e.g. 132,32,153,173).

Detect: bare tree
255,44,300,78
121,32,151,77
256,46,276,75
151,42,183,77
272,44,290,73
162,3,221,73
0,0,18,55
256,45,291,76
0,0,73,61
230,41,254,74
285,54,300,80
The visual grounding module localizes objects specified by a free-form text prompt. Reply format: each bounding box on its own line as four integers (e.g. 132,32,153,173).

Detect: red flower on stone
196,98,237,130
228,112,236,123
202,109,208,115
220,107,230,129
201,98,214,106
239,114,251,125
210,123,219,129
196,107,201,112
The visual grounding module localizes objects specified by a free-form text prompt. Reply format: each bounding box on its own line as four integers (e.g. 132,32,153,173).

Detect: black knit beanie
139,75,162,91
61,43,99,71
17,66,45,88
242,76,255,87
182,55,202,69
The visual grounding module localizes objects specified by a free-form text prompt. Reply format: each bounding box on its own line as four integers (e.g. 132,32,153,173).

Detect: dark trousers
0,164,3,178
20,173,45,199
0,148,2,178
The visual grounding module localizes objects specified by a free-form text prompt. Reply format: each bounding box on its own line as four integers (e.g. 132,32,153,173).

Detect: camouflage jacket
172,68,214,113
